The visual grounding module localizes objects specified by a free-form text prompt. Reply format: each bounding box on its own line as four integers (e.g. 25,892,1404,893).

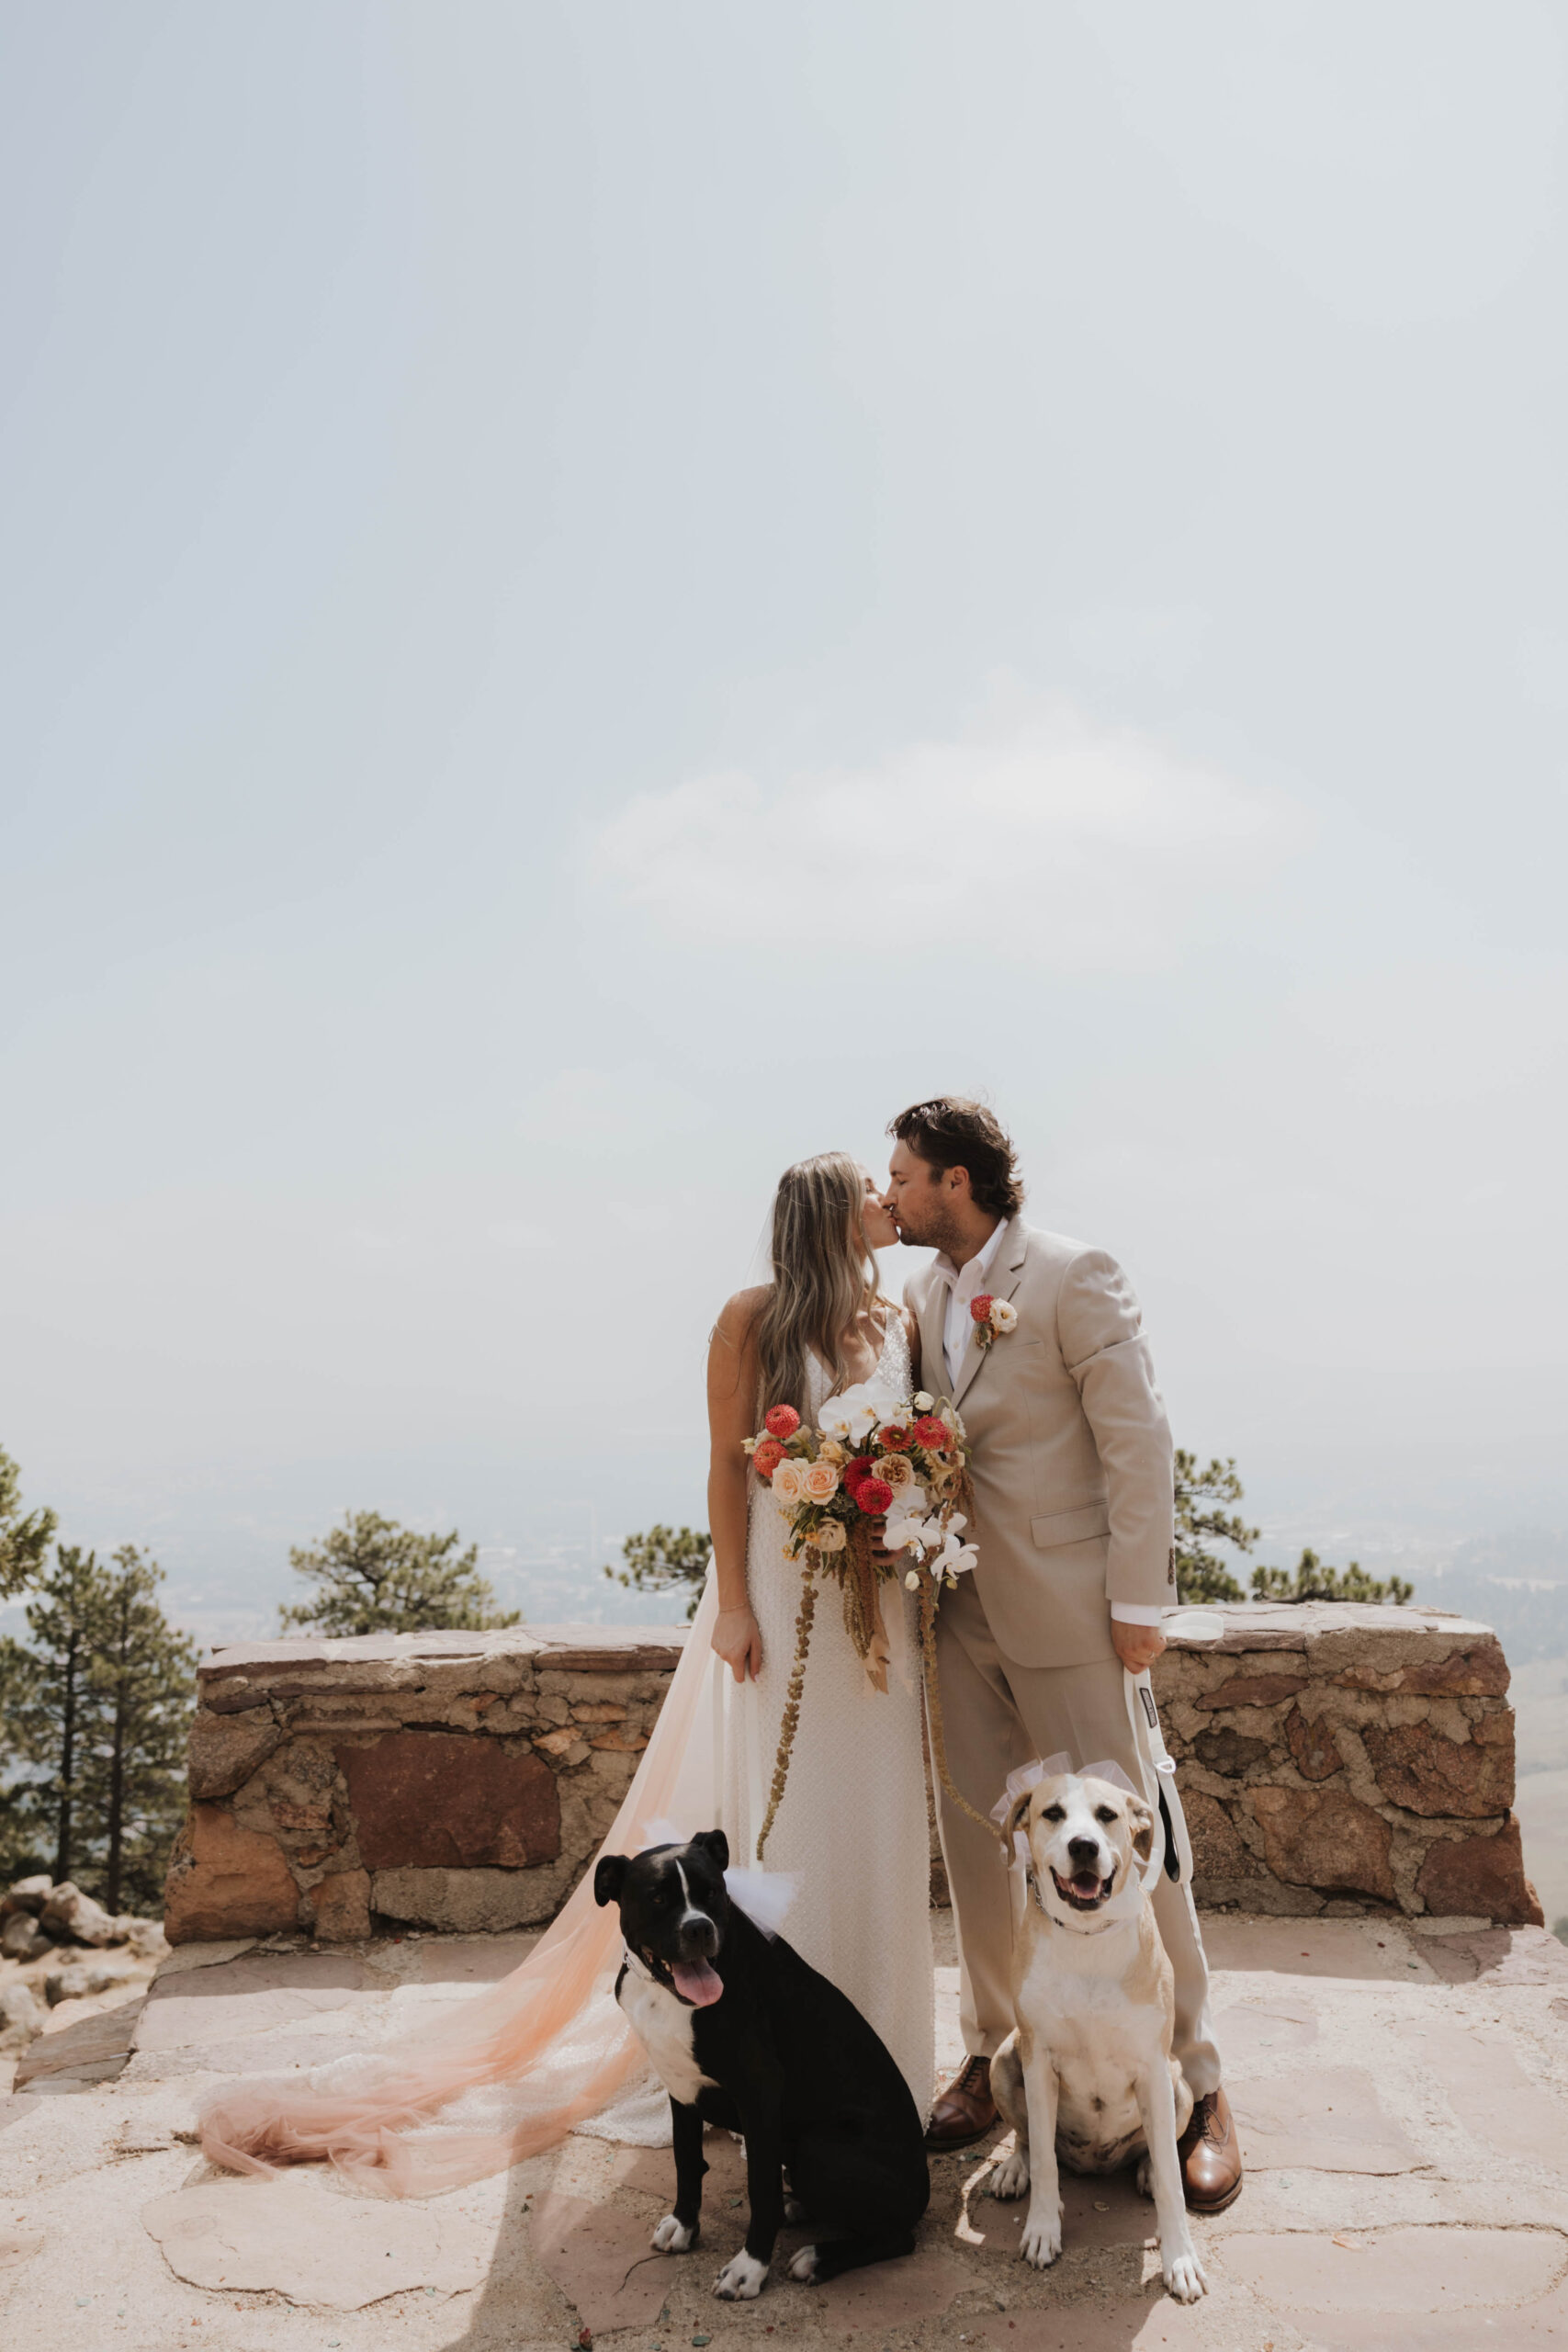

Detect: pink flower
970,1292,995,1324
753,1438,785,1479
913,1415,950,1451
764,1405,801,1440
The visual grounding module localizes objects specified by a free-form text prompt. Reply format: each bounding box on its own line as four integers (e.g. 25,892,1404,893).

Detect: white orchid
885,1508,944,1557
818,1379,903,1445
933,1528,978,1580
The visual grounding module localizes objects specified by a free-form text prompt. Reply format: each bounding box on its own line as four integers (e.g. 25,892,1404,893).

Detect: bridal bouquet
745,1380,987,1859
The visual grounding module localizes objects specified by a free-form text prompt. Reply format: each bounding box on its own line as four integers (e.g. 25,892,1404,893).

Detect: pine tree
3,1544,111,1885
280,1510,520,1635
0,1442,57,1600
82,1546,198,1914
1250,1548,1413,1606
604,1525,712,1621
1173,1453,1258,1605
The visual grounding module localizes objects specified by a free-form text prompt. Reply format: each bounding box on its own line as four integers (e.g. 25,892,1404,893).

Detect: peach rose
874,1453,914,1490
801,1460,840,1503
772,1460,806,1504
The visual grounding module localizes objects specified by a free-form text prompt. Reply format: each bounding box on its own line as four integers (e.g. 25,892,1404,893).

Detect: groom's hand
712,1606,763,1682
1111,1619,1167,1675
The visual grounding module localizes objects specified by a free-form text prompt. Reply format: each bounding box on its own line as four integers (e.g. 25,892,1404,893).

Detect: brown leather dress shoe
1179,2085,1243,2212
924,2053,998,2151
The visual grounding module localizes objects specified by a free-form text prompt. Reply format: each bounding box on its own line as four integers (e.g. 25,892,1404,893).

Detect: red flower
752,1438,785,1479
970,1292,995,1324
876,1423,911,1453
854,1477,894,1516
913,1415,950,1451
842,1454,874,1489
764,1405,800,1440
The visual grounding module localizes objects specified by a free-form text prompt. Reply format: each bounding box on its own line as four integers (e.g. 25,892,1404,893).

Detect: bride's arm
706,1289,765,1682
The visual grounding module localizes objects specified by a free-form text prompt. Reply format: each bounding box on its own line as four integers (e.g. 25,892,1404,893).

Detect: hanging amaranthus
749,1380,983,1860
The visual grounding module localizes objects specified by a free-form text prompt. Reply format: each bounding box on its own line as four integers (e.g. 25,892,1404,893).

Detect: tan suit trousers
933,1575,1223,2098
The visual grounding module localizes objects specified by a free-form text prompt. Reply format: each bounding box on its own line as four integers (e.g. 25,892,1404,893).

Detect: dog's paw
651,2213,697,2253
990,2146,1029,2200
1018,2196,1064,2269
1162,2245,1208,2303
787,2245,820,2284
714,2250,769,2301
784,2197,807,2222
1134,2155,1153,2199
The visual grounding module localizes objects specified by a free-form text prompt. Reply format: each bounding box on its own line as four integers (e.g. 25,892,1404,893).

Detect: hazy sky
4,3,1566,1625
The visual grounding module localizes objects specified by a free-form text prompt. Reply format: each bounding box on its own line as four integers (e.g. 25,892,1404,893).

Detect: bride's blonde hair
752,1151,884,1423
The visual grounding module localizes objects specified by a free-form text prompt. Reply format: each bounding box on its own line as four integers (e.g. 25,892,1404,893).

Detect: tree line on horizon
604,1451,1416,1617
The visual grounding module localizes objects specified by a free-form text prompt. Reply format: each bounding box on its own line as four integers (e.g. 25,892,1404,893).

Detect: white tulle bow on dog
636,1818,797,1939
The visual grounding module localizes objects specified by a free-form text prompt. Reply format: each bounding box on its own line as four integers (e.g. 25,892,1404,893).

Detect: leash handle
1123,1667,1191,1892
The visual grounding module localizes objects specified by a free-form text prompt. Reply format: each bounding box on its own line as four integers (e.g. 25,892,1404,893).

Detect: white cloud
592,695,1303,973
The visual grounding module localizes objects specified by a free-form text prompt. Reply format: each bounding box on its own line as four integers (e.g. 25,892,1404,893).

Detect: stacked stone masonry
165,1626,685,1943
165,1602,1542,1943
1161,1600,1541,1926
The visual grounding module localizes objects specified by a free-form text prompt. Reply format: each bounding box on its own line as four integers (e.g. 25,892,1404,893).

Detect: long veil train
199,1577,727,2195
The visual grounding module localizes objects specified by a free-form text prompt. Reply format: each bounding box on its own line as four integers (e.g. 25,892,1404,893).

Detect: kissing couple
199,1097,1238,2221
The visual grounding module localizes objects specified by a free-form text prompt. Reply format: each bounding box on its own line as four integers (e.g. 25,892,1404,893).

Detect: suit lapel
951,1217,1028,1408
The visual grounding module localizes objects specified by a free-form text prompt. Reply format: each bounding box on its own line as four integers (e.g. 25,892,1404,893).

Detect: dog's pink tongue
672,1960,724,2007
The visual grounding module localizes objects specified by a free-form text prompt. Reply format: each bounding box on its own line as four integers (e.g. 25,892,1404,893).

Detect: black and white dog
594,1827,929,2300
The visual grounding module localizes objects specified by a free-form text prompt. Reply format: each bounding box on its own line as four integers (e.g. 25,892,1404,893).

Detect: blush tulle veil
198,1575,734,2194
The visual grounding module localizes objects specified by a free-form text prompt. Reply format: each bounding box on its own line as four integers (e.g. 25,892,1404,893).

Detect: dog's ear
594,1854,629,1907
1001,1790,1033,1849
1126,1796,1156,1868
690,1827,729,1874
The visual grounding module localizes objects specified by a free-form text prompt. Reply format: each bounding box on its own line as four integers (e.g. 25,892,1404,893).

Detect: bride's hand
712,1605,763,1683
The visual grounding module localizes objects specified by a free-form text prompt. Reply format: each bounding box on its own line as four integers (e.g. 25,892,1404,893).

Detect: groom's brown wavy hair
888,1097,1025,1218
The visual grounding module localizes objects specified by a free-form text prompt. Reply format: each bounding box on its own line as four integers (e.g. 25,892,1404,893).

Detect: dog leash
991,1608,1224,1897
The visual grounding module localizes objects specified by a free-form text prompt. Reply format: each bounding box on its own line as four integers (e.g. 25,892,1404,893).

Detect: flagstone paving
3,1908,1568,2350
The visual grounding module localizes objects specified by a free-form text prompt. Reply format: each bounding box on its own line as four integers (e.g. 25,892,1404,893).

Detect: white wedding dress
712,1314,936,2122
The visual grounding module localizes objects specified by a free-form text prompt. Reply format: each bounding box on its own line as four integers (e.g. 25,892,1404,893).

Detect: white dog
987,1769,1207,2303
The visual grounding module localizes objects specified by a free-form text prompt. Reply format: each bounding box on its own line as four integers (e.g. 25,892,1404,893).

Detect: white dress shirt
930,1220,1161,1634
931,1217,1010,1390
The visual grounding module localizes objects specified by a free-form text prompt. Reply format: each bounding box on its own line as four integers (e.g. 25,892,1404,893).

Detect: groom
884,1096,1241,2214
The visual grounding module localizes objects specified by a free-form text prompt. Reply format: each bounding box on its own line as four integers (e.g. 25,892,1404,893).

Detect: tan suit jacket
906,1217,1175,1669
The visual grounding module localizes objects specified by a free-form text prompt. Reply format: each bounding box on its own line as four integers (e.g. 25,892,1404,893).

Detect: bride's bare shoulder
713,1285,769,1348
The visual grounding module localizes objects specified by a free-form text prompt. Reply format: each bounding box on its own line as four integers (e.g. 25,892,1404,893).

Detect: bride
706,1151,935,2119
199,1148,935,2188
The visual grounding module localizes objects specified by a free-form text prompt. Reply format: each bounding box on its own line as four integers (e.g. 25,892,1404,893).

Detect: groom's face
885,1140,965,1252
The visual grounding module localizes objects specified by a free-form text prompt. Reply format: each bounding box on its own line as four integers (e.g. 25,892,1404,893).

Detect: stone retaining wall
1158,1600,1541,1925
165,1625,686,1942
165,1603,1541,1943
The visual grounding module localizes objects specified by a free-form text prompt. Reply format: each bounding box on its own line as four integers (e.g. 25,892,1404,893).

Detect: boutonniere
970,1293,1018,1351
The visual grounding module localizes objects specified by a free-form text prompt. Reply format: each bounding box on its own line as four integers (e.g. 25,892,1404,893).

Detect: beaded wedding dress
714,1314,935,2120
199,1317,934,2190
